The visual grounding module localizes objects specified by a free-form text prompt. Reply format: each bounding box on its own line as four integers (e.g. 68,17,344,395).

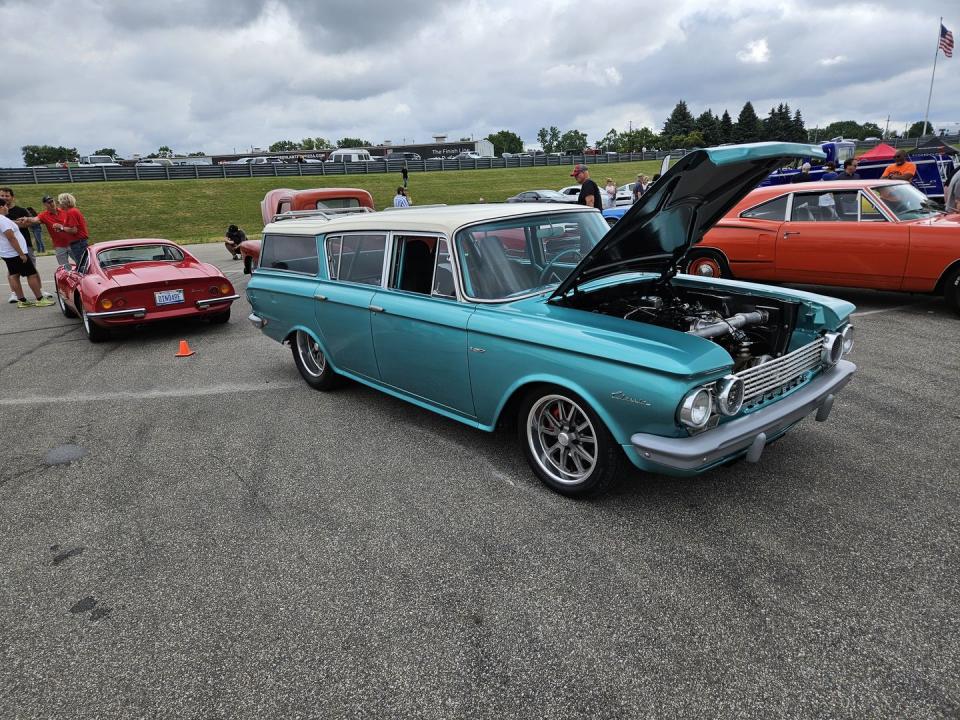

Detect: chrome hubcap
696,263,716,276
296,331,325,377
527,395,598,485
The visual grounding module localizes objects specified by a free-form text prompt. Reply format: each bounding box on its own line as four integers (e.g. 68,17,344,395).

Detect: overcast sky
2,0,959,166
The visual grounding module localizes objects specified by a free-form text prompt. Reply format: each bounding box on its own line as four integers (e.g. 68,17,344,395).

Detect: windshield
98,244,184,267
455,211,608,300
872,184,942,220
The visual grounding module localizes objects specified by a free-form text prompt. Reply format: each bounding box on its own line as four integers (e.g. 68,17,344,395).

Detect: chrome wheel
526,394,598,485
296,330,326,377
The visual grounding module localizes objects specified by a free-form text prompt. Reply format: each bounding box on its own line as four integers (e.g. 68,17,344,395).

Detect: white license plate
155,289,184,306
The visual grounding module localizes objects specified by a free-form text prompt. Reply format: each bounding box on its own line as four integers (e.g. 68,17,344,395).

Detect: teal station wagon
247,142,856,497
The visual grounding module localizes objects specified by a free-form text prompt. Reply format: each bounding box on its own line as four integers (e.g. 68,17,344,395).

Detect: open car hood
550,142,827,299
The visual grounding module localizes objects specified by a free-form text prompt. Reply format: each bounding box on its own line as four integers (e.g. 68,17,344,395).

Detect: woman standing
603,177,617,209
54,193,89,264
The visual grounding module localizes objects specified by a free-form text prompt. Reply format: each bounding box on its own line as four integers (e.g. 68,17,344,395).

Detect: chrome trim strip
631,360,856,471
248,312,266,329
195,294,240,308
86,307,147,319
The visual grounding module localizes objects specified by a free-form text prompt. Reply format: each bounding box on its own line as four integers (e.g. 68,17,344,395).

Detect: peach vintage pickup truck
239,187,376,273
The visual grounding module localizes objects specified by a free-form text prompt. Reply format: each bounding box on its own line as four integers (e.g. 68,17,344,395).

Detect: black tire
209,307,231,324
944,267,960,316
291,330,339,391
684,250,731,279
80,303,108,343
57,290,77,318
517,387,625,497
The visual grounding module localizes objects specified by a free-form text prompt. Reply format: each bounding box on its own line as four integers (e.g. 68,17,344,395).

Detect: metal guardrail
0,152,680,186
4,135,958,186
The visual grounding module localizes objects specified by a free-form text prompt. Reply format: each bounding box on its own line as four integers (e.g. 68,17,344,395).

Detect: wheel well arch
283,325,323,348
684,246,731,273
934,259,960,294
491,377,626,443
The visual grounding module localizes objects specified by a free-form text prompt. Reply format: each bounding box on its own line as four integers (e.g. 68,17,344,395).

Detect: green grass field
12,161,664,250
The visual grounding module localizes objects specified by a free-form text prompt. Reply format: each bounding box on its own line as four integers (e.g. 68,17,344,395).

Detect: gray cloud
1,0,958,166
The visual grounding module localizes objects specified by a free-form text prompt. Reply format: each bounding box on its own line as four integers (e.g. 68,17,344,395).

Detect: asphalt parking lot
2,245,958,719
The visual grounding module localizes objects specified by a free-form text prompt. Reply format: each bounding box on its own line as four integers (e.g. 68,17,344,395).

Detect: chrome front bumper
630,360,856,472
248,312,266,329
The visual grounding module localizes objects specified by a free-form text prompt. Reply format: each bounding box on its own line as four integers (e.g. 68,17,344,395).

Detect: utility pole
884,115,890,139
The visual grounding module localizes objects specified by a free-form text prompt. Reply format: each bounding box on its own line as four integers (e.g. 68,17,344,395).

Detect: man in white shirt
0,199,54,307
393,187,410,207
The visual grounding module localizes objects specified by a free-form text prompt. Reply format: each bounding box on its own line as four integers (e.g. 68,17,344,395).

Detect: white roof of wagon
261,203,596,236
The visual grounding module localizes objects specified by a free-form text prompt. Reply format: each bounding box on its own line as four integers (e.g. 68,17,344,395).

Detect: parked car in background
326,149,373,163
246,142,856,497
134,159,173,167
505,190,578,204
687,179,960,315
54,239,238,342
558,185,581,197
615,183,635,206
453,152,483,160
385,152,421,161
241,187,376,273
78,155,120,166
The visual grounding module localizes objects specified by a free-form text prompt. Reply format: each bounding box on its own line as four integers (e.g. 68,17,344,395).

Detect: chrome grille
736,337,824,405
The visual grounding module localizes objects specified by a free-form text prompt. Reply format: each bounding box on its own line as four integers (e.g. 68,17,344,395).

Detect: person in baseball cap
570,164,602,209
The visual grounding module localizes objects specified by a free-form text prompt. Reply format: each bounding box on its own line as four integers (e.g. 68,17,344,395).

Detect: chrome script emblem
611,391,651,407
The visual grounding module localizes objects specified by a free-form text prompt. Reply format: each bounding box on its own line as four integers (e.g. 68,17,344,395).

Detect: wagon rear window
260,233,319,275
325,234,386,286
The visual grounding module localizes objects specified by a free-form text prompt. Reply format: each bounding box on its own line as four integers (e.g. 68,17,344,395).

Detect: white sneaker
42,290,54,299
7,291,16,304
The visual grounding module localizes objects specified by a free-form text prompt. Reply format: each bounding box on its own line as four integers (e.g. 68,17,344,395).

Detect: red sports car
54,239,239,342
687,179,960,315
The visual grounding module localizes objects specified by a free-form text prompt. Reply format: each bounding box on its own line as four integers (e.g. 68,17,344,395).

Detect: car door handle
314,293,327,301
783,231,801,237
368,305,385,313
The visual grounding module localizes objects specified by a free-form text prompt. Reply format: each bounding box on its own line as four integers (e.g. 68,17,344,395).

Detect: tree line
17,106,946,167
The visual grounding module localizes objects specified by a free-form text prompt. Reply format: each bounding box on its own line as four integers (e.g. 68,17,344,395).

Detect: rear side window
325,234,386,286
741,196,788,220
260,233,319,275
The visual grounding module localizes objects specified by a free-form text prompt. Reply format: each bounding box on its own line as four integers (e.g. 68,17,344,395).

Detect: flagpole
922,16,942,138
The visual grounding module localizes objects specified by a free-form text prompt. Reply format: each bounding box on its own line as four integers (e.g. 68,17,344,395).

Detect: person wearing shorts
0,199,54,308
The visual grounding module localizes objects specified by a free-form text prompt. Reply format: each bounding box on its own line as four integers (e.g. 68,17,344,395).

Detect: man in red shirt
25,195,74,267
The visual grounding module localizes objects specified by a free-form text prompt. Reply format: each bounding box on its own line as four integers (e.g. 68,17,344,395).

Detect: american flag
940,24,954,58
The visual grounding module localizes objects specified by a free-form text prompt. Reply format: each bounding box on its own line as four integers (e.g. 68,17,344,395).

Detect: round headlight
679,387,713,429
100,298,113,310
841,324,855,356
821,332,843,366
716,375,745,416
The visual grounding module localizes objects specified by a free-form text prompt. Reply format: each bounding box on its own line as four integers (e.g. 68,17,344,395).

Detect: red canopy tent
858,143,897,161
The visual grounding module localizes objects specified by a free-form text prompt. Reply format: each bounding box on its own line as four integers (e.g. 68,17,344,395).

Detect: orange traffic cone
175,339,195,357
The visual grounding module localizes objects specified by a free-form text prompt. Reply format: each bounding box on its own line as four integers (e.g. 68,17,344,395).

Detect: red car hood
102,262,217,287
